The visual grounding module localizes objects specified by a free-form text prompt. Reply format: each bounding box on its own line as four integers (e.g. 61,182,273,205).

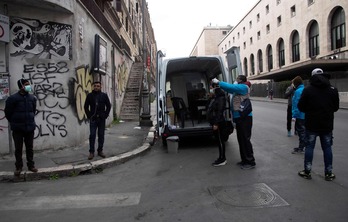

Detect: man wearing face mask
212,75,256,169
5,78,38,176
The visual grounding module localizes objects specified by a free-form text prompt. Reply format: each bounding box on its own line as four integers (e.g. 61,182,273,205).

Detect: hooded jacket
292,84,305,119
207,87,226,125
298,74,339,132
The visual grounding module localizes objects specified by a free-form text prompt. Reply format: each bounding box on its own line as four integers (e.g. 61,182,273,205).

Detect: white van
155,52,233,145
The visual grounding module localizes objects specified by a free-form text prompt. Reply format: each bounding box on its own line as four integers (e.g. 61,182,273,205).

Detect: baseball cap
311,68,323,76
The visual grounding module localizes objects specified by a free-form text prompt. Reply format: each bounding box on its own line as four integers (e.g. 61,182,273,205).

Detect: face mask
24,85,32,92
209,88,214,94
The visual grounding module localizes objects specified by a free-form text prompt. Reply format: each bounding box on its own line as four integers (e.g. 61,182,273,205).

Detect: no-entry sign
0,14,9,43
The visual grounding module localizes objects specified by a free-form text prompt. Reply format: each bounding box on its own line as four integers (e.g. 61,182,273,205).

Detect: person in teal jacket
291,76,306,154
212,75,256,169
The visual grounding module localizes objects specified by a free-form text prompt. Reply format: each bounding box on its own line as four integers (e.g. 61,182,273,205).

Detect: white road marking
0,192,141,210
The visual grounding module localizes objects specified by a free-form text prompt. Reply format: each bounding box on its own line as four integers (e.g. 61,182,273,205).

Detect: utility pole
139,0,152,126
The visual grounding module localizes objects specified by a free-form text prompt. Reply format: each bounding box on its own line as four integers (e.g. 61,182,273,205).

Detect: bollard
166,136,179,153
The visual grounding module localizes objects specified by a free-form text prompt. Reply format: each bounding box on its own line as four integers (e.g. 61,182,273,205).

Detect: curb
0,126,157,183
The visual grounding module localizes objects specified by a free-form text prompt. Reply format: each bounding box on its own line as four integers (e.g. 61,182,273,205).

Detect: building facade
0,0,156,154
218,0,348,99
190,25,232,56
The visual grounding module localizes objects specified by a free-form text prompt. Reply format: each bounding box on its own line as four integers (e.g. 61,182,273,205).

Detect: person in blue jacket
291,76,306,154
5,78,38,176
212,75,256,169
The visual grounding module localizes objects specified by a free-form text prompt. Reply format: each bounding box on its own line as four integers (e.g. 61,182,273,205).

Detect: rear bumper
161,126,214,141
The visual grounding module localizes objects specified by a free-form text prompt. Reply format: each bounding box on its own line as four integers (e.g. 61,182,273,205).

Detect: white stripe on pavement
0,192,141,210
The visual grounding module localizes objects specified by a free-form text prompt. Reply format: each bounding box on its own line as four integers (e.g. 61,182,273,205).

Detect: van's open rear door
156,51,165,136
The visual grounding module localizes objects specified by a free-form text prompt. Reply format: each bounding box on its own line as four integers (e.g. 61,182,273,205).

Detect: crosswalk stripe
0,192,141,210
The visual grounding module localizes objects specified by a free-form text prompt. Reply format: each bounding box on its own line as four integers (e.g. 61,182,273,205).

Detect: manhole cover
208,183,289,208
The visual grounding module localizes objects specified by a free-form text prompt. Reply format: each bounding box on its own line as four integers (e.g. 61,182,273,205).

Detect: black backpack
239,98,252,118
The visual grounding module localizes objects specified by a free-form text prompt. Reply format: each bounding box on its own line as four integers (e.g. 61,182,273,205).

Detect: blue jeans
304,130,333,174
89,118,106,153
295,119,306,149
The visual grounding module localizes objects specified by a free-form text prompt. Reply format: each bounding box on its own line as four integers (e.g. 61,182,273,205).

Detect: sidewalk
251,96,348,110
0,102,158,182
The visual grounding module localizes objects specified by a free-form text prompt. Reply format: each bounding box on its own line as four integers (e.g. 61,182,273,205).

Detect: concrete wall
0,0,134,154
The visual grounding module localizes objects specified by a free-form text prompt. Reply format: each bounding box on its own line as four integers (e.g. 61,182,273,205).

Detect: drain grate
208,183,289,208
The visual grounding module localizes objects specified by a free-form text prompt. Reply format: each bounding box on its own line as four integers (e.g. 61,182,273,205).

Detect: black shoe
28,167,38,173
236,161,245,166
325,172,336,181
292,148,305,154
14,168,22,176
88,153,94,160
212,158,227,167
240,163,256,170
298,170,312,179
98,152,106,158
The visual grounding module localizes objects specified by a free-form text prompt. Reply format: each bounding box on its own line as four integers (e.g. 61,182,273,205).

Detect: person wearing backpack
207,82,228,166
212,75,256,169
297,68,339,181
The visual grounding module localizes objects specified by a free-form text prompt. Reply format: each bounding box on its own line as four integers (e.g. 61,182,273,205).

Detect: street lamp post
139,0,152,126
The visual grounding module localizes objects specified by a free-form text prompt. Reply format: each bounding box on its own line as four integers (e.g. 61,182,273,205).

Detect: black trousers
235,116,255,164
12,130,35,169
287,105,292,131
213,122,227,160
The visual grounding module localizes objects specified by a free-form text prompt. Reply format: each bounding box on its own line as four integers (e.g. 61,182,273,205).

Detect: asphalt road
0,100,347,222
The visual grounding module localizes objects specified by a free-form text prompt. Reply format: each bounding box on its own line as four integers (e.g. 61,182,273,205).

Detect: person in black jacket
207,82,227,166
84,81,111,160
297,68,339,181
5,78,38,176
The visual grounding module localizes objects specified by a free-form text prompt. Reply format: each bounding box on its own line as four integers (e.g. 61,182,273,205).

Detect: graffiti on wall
0,108,8,133
10,17,72,60
116,61,128,98
21,61,71,139
70,65,93,122
23,62,70,108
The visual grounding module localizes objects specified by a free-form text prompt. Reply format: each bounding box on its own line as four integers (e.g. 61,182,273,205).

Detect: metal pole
140,0,152,126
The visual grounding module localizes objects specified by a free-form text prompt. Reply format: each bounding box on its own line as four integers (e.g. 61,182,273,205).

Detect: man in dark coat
84,81,111,160
297,68,340,181
5,78,38,176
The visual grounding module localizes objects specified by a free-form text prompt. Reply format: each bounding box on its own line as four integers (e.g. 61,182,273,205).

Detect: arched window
250,54,255,75
292,31,300,61
278,39,285,67
257,49,263,73
267,45,273,71
309,22,319,57
331,7,346,50
243,58,248,77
